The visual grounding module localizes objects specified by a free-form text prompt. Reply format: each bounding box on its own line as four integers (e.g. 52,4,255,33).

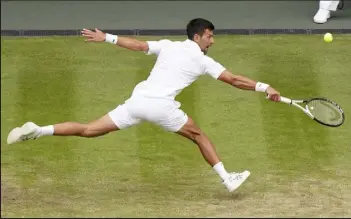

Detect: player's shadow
324,10,349,22
212,191,248,201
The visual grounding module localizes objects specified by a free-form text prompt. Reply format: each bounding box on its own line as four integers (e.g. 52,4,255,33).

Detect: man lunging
7,18,281,192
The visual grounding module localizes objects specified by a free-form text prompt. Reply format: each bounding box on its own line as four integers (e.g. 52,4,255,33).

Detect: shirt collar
184,39,203,53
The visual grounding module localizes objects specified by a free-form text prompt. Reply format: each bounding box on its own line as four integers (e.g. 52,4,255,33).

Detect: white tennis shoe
313,9,331,24
7,122,41,145
223,170,251,192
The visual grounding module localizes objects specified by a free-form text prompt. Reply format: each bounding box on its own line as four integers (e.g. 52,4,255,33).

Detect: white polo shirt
131,39,226,100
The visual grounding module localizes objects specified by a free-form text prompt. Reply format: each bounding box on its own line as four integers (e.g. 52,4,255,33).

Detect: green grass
1,34,351,217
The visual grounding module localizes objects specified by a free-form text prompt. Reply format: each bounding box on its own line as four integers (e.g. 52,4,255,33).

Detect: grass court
1,34,351,217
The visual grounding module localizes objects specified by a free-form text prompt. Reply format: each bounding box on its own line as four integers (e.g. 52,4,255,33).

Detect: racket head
305,97,345,127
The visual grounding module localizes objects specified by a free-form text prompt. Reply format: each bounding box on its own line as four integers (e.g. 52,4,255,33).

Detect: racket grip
280,96,292,104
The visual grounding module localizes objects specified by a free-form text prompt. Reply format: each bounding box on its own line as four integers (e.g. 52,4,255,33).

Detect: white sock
213,162,230,181
40,125,54,137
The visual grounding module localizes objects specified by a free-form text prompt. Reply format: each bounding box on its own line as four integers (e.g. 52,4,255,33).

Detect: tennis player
7,18,281,192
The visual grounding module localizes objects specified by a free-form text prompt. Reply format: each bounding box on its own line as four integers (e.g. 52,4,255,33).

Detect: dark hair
186,18,215,40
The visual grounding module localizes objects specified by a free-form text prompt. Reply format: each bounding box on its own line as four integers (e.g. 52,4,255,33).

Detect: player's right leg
7,102,141,145
6,115,118,145
175,116,250,192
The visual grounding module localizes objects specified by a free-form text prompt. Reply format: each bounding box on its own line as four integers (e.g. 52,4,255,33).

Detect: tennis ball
324,33,333,43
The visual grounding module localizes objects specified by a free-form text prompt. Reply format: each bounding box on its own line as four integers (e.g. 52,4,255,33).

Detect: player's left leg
157,105,250,192
174,116,250,192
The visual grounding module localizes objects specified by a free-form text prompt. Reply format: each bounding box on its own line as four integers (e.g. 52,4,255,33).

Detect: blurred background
1,1,350,35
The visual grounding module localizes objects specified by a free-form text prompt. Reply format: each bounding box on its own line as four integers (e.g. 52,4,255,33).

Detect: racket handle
280,96,292,104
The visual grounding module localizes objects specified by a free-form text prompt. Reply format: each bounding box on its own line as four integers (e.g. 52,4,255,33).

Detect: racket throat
304,106,314,119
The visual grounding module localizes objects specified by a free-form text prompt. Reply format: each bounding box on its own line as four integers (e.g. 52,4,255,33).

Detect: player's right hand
81,28,106,42
265,86,281,102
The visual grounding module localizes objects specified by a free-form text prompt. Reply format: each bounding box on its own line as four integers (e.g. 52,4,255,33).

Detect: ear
193,34,200,42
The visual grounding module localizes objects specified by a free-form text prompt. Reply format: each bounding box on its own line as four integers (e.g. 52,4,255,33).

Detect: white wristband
255,82,270,92
105,33,118,44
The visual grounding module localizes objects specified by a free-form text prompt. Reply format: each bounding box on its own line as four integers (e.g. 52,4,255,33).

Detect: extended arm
115,36,148,52
218,70,257,91
218,70,281,101
203,57,281,101
81,28,149,52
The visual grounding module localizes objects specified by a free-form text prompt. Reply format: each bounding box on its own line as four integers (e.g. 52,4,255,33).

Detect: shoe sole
228,170,251,192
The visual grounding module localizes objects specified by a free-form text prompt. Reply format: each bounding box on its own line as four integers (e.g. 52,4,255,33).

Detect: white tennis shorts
108,96,188,132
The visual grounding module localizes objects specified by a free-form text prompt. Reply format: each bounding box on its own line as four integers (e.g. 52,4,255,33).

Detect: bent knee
187,127,204,142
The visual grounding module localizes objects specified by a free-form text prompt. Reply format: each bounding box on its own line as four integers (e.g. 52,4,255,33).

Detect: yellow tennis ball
324,33,333,43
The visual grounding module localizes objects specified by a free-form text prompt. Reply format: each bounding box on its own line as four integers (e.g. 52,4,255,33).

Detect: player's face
194,29,214,55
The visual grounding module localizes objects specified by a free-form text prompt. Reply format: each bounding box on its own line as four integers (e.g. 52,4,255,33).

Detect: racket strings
307,100,343,125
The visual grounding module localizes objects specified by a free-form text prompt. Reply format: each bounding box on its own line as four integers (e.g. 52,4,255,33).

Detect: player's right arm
81,28,170,54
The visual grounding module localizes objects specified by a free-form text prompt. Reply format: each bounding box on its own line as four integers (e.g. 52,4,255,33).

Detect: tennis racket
278,96,345,127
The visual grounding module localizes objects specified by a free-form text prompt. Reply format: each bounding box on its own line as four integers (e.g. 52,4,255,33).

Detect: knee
188,127,204,143
177,117,205,143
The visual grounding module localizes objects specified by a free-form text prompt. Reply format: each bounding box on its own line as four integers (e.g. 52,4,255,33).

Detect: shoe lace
20,132,40,141
20,135,34,141
229,173,244,181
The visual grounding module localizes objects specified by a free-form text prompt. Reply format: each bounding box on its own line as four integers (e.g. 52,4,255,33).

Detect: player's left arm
218,70,257,91
218,70,281,101
203,56,280,101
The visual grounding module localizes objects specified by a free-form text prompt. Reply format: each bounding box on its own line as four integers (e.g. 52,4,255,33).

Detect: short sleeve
202,56,226,79
146,39,172,55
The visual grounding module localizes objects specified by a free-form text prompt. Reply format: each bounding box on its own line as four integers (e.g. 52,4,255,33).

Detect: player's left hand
265,86,281,102
81,28,106,42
